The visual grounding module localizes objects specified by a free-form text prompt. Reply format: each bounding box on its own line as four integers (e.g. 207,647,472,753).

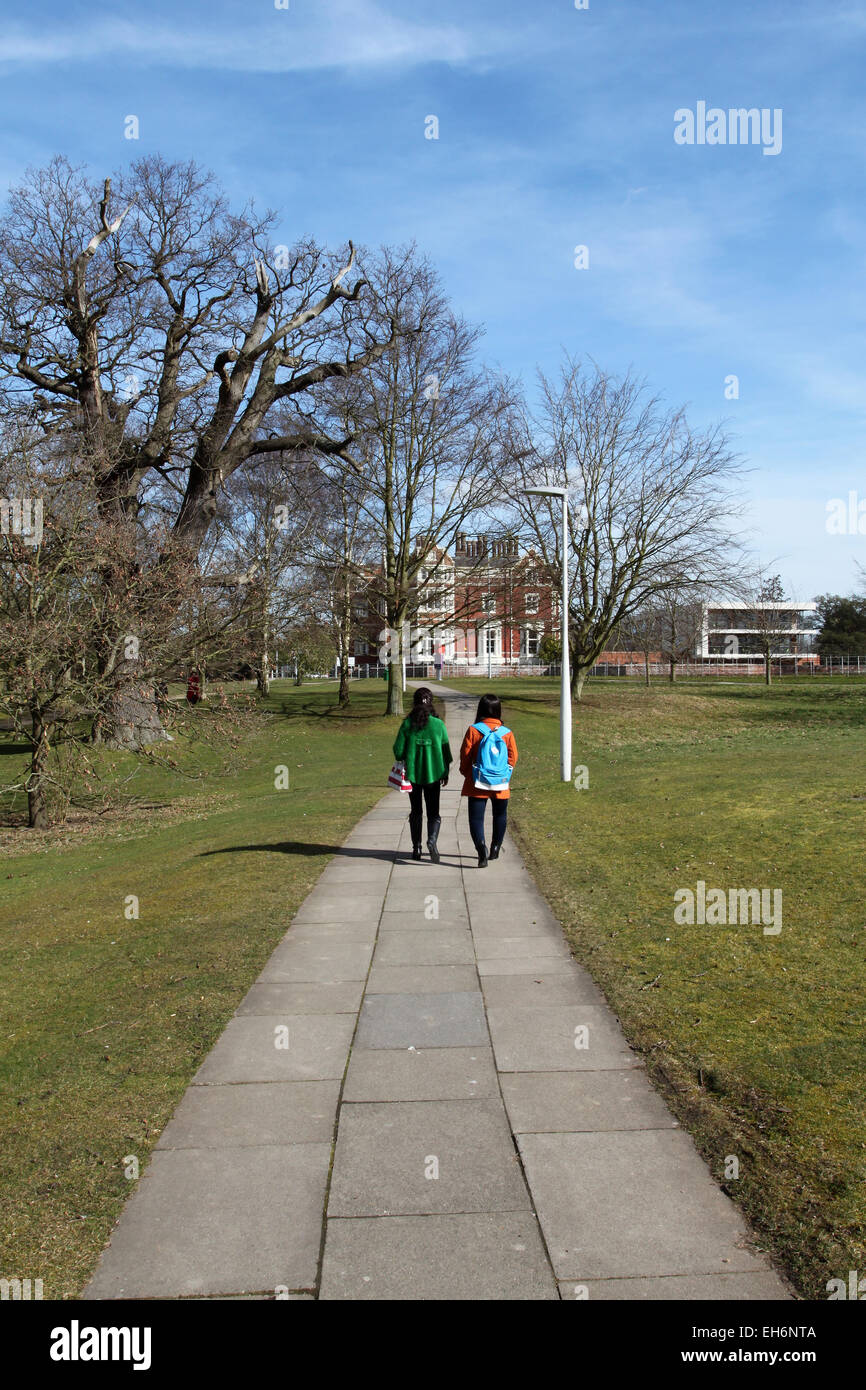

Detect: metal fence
338,656,865,681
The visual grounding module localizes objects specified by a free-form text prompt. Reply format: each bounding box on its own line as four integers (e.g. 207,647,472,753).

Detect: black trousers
409,781,441,828
467,795,507,850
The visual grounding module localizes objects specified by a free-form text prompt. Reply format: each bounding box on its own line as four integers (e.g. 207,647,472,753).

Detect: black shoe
489,842,503,860
477,844,489,868
412,843,423,861
426,816,441,864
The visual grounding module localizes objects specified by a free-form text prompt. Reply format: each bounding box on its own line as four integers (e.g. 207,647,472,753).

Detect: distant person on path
393,686,452,862
459,693,518,868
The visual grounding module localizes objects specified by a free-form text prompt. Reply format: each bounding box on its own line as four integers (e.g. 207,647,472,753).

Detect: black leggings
467,796,507,850
409,781,441,823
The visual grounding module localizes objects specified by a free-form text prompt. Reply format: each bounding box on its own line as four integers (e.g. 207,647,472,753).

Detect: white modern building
698,602,819,661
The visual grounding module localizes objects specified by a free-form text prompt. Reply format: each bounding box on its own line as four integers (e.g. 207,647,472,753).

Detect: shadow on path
200,841,400,861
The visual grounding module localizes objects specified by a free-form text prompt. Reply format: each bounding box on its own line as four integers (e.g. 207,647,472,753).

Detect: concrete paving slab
343,1046,499,1102
501,1070,676,1133
292,896,383,924
480,971,605,1008
236,979,364,1015
156,1080,341,1148
374,930,476,967
259,939,374,981
518,1130,776,1281
193,1014,355,1083
328,1100,531,1217
355,991,488,1049
320,1213,558,1300
287,922,379,941
83,1144,331,1299
469,935,571,959
378,909,470,932
389,870,465,887
564,1272,790,1300
321,864,394,884
465,903,562,932
384,887,467,912
486,1004,640,1072
477,954,582,977
470,917,565,939
366,963,479,994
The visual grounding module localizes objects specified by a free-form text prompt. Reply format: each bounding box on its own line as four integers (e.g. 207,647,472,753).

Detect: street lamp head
523,486,568,499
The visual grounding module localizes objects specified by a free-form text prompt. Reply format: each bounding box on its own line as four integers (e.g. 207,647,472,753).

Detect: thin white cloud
0,1,508,73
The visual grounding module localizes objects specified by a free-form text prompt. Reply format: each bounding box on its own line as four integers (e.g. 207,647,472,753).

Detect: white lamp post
523,487,571,783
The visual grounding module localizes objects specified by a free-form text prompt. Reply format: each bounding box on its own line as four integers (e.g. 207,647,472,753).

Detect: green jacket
393,714,452,786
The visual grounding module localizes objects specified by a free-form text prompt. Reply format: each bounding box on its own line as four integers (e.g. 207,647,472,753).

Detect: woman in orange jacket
459,692,518,868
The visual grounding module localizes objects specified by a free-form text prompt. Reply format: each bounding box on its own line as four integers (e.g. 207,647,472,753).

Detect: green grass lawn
447,674,866,1298
0,680,398,1299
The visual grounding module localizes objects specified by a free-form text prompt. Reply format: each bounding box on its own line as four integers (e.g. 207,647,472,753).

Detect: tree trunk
27,715,51,829
257,608,271,698
384,616,405,716
669,658,676,683
257,638,270,698
765,651,772,685
338,614,351,708
387,660,404,716
100,678,172,750
644,652,650,687
572,664,589,702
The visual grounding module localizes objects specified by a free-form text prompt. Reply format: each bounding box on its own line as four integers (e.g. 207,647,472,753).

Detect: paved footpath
85,685,791,1301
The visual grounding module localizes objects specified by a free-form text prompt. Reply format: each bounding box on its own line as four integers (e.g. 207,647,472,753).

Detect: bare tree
327,246,511,716
617,604,664,686
0,426,194,825
507,358,745,699
302,468,379,707
656,581,709,682
735,571,793,685
215,457,320,696
0,156,394,743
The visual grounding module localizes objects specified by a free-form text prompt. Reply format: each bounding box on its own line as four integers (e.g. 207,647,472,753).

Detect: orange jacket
459,718,518,799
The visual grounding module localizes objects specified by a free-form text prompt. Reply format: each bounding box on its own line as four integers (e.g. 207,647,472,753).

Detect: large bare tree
0,156,394,743
327,246,512,716
507,358,745,699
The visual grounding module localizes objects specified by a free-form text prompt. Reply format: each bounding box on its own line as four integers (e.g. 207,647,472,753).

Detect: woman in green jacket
393,687,452,862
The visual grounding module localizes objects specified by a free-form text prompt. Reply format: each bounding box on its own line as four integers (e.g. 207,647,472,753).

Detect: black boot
489,841,504,860
427,816,441,864
409,812,423,860
477,843,489,868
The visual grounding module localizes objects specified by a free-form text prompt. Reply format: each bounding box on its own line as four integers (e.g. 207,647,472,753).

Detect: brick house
350,534,559,668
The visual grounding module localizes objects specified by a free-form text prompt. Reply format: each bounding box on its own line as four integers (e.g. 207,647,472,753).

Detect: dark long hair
409,686,436,730
476,692,502,722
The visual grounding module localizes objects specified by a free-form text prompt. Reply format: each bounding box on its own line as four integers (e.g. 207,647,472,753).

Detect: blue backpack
472,722,513,790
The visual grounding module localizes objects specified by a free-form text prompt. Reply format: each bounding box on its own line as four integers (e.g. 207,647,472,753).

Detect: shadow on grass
200,841,398,861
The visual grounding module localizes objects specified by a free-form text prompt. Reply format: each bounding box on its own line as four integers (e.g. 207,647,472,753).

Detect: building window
355,639,369,656
521,628,541,658
525,592,539,614
483,593,497,614
484,627,498,656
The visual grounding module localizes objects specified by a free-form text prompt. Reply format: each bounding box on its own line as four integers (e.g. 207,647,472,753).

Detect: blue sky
1,0,864,600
